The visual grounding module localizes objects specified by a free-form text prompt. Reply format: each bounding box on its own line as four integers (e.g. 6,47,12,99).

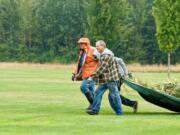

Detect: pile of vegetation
131,77,180,98
155,80,180,98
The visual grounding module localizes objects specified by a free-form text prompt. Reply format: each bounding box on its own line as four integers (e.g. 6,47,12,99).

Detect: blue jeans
80,78,95,96
109,80,136,109
91,81,123,115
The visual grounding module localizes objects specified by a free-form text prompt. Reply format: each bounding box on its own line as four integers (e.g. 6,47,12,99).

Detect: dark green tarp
124,79,180,112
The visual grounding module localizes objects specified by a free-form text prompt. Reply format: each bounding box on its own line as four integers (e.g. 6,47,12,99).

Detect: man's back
94,53,120,84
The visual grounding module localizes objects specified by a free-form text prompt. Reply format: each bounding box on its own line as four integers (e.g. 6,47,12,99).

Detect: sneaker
133,101,138,113
86,109,98,115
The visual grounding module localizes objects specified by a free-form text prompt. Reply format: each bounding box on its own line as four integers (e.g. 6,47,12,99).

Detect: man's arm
119,58,128,75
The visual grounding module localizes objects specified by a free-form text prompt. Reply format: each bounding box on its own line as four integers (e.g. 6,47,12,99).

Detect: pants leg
118,81,136,107
91,83,108,113
107,81,123,115
120,94,136,107
80,79,95,103
88,79,95,97
109,94,136,108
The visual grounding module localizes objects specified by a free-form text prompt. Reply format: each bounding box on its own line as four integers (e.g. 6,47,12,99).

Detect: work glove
87,77,93,81
121,75,125,80
71,73,75,81
128,72,133,79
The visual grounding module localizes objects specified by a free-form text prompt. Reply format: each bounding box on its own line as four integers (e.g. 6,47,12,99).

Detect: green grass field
0,65,179,135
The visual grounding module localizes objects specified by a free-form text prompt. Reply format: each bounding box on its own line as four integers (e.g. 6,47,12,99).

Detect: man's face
96,43,104,53
79,43,86,49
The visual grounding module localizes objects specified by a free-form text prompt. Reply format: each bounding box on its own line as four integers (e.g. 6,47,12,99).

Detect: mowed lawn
0,65,179,135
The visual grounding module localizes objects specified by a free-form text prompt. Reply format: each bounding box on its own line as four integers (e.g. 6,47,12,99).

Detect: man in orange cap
72,37,99,109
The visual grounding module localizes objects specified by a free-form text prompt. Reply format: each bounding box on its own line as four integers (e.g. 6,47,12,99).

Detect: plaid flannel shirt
93,54,120,84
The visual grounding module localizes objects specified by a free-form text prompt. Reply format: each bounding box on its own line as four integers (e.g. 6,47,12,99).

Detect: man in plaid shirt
87,40,123,115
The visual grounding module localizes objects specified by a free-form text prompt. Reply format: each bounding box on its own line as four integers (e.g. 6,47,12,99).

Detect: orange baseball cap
78,37,90,44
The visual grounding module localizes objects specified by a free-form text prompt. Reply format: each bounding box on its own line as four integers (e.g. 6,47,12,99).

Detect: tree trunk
167,53,171,80
29,29,32,48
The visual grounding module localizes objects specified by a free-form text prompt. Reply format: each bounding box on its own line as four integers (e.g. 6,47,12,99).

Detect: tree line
0,0,179,64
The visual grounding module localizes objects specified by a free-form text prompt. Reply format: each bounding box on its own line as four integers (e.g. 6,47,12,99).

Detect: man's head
78,37,90,49
95,40,106,53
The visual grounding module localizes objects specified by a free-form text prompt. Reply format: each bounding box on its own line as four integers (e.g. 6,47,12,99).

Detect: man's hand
71,73,75,81
128,72,133,79
90,73,95,78
87,77,93,81
121,75,125,80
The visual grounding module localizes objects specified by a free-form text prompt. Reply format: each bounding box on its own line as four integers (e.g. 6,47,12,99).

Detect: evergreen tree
0,0,21,60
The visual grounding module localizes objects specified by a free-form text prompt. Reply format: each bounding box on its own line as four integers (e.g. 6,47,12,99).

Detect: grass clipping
155,80,180,98
131,77,180,98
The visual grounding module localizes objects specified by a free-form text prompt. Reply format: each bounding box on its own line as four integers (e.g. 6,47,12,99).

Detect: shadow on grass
124,111,180,116
55,106,180,116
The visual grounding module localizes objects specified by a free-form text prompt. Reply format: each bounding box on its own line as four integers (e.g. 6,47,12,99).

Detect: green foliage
86,0,134,59
153,0,180,53
0,0,21,45
153,0,180,79
0,0,179,63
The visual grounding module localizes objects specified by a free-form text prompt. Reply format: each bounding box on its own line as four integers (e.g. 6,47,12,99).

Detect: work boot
85,92,93,109
86,109,98,115
133,101,138,113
